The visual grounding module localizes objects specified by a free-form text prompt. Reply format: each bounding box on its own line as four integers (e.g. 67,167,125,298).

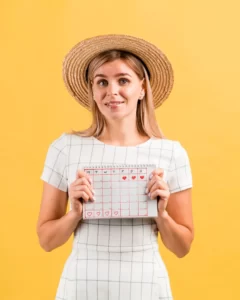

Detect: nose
106,82,118,96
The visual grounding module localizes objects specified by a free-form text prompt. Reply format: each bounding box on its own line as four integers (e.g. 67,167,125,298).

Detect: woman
37,34,194,300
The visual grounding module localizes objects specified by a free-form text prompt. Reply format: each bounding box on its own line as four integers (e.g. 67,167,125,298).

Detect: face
91,59,145,121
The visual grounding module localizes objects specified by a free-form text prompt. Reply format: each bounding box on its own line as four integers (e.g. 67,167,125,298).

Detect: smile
105,102,124,107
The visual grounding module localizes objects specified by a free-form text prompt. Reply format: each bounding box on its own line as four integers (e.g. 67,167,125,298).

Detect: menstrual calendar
83,164,157,219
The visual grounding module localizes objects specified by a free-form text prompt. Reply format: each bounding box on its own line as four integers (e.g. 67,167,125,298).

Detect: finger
79,191,90,202
147,169,165,193
149,179,168,194
72,190,91,202
76,170,92,184
147,175,165,193
72,177,93,190
72,186,94,201
149,189,170,200
150,168,164,179
146,175,156,193
156,198,168,212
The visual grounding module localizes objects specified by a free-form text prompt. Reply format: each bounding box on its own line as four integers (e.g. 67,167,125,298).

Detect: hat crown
63,34,174,110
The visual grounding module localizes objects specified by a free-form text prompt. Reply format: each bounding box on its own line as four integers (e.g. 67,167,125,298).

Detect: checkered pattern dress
40,133,193,300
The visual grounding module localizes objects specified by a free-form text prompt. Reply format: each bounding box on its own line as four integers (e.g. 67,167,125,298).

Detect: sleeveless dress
40,133,193,300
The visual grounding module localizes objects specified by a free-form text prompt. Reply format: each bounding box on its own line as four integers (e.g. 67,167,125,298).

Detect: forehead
93,59,136,76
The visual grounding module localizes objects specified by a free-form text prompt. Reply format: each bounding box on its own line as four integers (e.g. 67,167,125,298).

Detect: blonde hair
70,50,165,138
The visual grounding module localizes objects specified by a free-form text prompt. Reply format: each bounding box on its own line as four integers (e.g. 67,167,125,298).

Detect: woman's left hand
146,168,170,219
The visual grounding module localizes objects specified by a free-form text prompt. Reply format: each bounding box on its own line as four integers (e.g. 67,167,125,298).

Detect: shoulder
50,133,96,147
161,139,191,170
46,133,69,155
151,137,185,152
67,133,95,146
151,137,191,164
50,132,68,146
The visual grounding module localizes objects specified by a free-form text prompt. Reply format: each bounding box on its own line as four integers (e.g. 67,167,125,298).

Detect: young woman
37,34,194,300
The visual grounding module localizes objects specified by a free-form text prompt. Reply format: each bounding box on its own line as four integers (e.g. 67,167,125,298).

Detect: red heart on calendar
114,211,118,215
132,176,136,180
96,212,100,216
140,176,144,179
105,211,109,216
87,212,92,216
122,176,127,180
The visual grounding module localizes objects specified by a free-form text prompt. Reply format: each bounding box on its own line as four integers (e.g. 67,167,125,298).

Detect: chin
104,111,127,121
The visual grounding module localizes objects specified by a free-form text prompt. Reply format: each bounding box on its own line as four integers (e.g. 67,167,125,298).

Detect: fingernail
149,173,153,180
89,178,92,184
145,188,149,194
92,189,95,195
92,196,96,201
148,192,151,197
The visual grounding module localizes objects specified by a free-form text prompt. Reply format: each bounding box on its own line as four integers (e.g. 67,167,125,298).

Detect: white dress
40,133,193,300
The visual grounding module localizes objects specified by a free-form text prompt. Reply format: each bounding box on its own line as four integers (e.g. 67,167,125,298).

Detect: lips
105,101,124,107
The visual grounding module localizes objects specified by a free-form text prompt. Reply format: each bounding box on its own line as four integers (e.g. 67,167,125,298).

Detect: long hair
70,50,165,138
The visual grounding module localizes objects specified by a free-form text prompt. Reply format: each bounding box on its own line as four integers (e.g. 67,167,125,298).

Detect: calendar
82,164,157,219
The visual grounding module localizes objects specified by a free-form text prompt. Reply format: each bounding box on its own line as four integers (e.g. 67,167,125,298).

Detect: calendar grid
83,165,157,219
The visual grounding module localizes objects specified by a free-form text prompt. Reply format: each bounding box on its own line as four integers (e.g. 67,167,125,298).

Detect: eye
119,78,129,85
97,79,108,87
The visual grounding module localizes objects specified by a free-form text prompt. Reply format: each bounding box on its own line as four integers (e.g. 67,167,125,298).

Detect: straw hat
62,34,174,110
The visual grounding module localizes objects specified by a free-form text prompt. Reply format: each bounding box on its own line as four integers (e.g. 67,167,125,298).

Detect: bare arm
37,171,94,252
155,188,194,258
36,182,82,252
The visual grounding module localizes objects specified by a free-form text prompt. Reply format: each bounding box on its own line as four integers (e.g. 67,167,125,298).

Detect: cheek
93,89,106,102
120,87,140,100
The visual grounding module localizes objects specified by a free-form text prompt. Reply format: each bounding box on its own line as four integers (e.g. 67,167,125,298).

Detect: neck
99,118,149,146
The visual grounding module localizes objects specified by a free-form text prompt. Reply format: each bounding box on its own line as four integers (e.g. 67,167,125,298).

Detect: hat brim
62,34,174,110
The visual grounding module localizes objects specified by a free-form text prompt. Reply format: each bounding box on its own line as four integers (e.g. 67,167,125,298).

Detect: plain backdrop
1,1,239,299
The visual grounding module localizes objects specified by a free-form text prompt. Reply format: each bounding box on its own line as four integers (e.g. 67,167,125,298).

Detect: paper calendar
82,164,157,219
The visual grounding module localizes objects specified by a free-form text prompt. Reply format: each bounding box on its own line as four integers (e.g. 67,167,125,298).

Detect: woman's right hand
69,170,95,220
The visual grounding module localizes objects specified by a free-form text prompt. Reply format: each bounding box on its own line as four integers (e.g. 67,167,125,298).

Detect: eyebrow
94,73,132,79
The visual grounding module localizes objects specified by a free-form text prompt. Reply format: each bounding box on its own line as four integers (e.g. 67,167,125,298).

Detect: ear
139,91,145,100
139,86,145,100
139,79,146,100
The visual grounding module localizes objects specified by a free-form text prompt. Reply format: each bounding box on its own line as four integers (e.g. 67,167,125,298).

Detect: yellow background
1,0,239,299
